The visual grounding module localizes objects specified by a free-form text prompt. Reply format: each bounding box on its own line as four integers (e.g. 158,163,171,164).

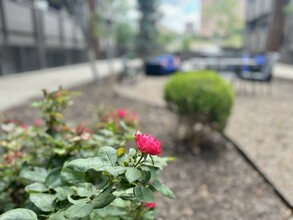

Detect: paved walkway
226,79,293,207
114,76,168,108
0,59,141,113
274,63,293,80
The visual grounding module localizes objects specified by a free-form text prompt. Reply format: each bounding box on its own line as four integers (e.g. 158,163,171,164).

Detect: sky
160,0,201,33
127,0,201,33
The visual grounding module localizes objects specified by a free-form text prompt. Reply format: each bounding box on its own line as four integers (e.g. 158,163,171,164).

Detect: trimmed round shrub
164,70,234,130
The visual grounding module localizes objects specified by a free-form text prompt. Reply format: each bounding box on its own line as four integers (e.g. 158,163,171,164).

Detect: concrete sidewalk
114,76,168,108
273,63,293,80
0,59,141,113
0,59,291,114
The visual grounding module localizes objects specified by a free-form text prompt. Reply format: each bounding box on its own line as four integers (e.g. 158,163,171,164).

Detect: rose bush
0,88,175,220
98,108,139,133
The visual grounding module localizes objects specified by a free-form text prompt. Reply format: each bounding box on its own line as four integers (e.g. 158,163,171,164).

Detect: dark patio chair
234,56,276,94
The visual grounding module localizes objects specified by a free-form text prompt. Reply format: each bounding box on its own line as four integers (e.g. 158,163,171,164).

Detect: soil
1,77,291,220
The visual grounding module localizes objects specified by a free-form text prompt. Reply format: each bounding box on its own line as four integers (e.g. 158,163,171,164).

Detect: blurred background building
0,0,120,75
3,0,293,75
244,0,286,54
0,0,88,75
243,0,293,65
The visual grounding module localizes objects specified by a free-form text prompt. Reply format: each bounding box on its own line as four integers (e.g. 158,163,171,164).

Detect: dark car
145,54,181,76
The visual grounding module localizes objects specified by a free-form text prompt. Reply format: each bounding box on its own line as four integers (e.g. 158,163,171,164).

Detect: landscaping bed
1,77,290,220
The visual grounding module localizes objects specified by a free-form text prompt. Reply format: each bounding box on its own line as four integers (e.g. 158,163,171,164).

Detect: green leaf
66,157,103,173
65,203,93,219
125,167,141,183
117,154,126,166
92,188,116,209
140,170,152,185
147,167,159,180
0,208,37,220
53,147,66,155
55,187,74,201
20,167,48,182
91,206,127,218
111,198,131,208
144,156,168,170
25,182,48,193
133,186,154,202
45,168,61,188
119,120,129,131
31,101,42,107
29,193,57,212
67,196,89,205
103,166,126,177
48,210,66,220
61,167,86,185
128,148,136,157
152,180,176,199
113,188,134,199
75,183,97,197
97,146,117,166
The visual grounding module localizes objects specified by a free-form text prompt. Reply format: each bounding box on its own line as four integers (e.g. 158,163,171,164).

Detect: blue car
145,54,180,76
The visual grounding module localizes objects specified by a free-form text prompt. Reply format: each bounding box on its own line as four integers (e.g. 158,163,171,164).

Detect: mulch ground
1,77,291,220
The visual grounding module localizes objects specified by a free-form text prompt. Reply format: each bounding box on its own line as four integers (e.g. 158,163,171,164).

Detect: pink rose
116,109,127,118
20,124,28,129
135,131,161,155
143,202,156,209
74,124,93,141
34,119,43,126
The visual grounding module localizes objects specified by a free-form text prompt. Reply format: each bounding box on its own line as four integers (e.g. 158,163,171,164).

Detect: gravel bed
1,77,291,220
227,79,293,208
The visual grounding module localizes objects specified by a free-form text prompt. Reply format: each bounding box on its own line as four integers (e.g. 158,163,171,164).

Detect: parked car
145,54,181,76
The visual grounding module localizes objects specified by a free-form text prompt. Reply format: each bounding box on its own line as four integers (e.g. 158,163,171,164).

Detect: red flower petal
135,131,161,155
143,202,156,209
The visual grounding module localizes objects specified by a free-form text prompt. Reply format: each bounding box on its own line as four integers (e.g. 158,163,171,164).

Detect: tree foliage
137,0,160,59
203,0,244,47
93,0,137,56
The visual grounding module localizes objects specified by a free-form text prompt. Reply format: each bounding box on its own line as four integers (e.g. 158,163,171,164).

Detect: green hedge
164,70,234,130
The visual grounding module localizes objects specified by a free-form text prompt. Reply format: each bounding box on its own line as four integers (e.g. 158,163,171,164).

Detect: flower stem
134,204,143,220
134,153,144,167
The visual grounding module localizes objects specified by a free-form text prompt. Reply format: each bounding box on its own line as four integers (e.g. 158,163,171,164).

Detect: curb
223,134,293,211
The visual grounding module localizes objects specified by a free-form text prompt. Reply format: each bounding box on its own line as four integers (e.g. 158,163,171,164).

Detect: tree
93,0,137,57
115,22,136,55
285,0,293,15
182,37,193,52
111,0,137,56
137,0,160,60
203,0,244,47
157,28,179,53
63,0,99,82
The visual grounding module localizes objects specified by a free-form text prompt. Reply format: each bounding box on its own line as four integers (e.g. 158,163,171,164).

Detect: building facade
244,0,287,54
0,0,87,75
